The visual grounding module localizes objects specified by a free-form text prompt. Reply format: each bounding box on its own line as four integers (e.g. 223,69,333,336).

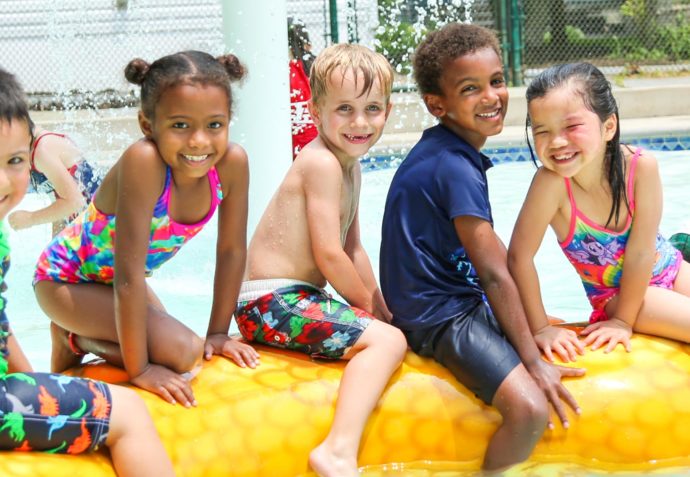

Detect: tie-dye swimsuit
560,149,682,323
0,222,111,453
34,165,223,284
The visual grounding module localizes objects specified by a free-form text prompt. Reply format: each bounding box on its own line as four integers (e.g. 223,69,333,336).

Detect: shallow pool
8,149,690,374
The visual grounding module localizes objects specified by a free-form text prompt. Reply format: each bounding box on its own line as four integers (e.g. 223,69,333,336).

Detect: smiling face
0,119,31,220
139,83,230,178
423,47,507,151
528,82,616,179
309,68,391,164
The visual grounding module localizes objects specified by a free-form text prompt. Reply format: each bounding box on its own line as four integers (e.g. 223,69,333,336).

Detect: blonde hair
310,43,394,105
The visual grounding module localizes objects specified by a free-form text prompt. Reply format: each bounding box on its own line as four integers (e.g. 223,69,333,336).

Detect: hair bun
216,54,246,82
124,58,150,85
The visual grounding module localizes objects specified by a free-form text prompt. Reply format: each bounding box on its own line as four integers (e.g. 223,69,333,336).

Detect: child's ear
138,111,153,138
603,113,617,141
308,99,321,127
423,94,445,119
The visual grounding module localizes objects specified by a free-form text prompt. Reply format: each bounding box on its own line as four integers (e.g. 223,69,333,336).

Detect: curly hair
124,50,247,120
413,22,501,96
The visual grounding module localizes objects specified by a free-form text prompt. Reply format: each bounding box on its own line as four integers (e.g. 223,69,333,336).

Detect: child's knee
503,392,549,431
166,334,204,373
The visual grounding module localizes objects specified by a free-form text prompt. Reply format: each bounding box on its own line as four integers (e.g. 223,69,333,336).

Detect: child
0,67,174,476
33,51,259,407
379,23,584,471
235,44,407,477
9,123,102,235
508,62,690,360
288,17,318,159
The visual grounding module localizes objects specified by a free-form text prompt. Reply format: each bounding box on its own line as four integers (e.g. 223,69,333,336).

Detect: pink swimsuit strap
30,132,68,172
561,148,641,246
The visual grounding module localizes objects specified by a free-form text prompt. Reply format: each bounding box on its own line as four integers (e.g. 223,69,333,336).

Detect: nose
188,128,209,149
549,132,568,149
0,169,11,195
350,112,367,129
481,87,499,105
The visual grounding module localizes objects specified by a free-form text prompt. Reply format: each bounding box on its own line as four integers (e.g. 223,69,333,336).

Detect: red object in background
289,59,318,160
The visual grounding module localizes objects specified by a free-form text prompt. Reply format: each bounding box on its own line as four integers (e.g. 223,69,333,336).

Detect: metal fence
1,0,688,106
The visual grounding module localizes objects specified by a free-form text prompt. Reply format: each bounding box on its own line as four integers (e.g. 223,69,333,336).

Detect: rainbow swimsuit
34,165,222,284
559,149,681,323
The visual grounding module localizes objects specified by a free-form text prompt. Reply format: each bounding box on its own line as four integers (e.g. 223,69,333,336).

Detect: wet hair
525,62,627,228
413,22,501,96
310,43,394,106
0,67,33,139
124,50,247,120
288,17,315,75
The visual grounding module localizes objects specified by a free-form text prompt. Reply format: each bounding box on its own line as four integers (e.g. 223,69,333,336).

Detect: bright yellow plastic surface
1,333,690,476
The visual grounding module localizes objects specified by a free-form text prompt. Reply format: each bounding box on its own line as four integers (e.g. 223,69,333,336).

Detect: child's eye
172,122,189,129
567,124,583,129
366,105,382,112
338,105,352,112
491,78,505,86
8,156,25,165
208,121,223,129
461,85,477,94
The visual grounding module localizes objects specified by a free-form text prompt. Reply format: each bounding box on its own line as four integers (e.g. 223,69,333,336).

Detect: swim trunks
0,221,111,454
0,372,111,453
236,280,373,359
560,148,682,323
33,165,223,284
403,301,521,405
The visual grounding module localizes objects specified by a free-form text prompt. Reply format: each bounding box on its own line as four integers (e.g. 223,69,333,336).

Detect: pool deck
31,79,690,162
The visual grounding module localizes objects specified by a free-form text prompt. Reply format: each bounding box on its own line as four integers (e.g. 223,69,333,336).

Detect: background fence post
329,0,339,42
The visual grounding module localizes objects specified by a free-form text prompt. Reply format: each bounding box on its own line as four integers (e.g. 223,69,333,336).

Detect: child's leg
624,262,690,341
106,384,174,477
485,365,549,470
309,320,407,477
35,281,203,373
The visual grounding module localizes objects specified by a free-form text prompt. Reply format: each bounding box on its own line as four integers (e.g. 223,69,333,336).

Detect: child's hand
534,325,585,363
204,333,260,369
580,318,633,353
526,359,585,430
8,210,33,230
131,363,197,408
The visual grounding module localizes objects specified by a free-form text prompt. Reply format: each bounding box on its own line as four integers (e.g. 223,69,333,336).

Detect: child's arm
456,214,584,427
581,153,662,352
203,143,259,367
6,329,33,373
113,142,194,405
344,207,392,322
304,155,375,314
508,169,584,362
8,135,85,229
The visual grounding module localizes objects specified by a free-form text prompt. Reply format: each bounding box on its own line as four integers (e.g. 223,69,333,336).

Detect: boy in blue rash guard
379,22,584,471
0,67,173,476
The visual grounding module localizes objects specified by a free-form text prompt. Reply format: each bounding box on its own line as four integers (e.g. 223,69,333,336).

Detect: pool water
8,149,690,376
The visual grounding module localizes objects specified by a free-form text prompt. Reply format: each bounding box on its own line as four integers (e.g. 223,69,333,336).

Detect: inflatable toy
1,330,690,476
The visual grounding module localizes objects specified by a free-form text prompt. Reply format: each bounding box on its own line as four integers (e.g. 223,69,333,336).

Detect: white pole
221,1,292,236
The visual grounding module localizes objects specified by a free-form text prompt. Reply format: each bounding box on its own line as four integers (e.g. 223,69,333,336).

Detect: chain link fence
1,0,688,107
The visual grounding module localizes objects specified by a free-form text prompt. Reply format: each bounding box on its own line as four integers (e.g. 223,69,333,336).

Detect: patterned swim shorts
236,280,373,359
0,372,111,453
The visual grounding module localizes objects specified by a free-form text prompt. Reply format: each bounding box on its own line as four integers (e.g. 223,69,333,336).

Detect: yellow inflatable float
1,330,690,476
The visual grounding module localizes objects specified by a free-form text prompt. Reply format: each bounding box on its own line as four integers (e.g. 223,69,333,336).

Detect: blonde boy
235,44,407,477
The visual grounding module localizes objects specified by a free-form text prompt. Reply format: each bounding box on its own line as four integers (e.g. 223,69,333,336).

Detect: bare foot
308,443,359,477
50,322,84,373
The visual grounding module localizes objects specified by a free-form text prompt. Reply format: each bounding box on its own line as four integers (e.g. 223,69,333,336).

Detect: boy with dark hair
380,23,584,471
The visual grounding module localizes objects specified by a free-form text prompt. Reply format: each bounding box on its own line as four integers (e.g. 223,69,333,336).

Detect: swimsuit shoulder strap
30,132,67,172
